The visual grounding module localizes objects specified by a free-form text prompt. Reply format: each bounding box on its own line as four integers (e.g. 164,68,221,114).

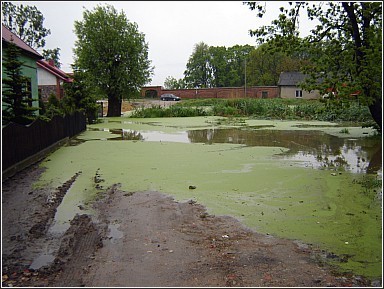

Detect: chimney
48,59,55,66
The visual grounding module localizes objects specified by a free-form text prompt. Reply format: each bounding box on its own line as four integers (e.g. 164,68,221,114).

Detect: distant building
37,59,73,102
278,71,321,99
140,86,279,99
2,24,43,113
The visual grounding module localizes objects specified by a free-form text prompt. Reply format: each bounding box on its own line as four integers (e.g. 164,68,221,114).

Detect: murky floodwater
91,127,381,175
34,116,382,278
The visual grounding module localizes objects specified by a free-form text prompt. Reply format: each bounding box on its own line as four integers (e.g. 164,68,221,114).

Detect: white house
37,59,73,102
278,71,321,99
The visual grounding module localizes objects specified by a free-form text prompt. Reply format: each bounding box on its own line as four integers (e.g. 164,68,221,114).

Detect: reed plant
129,98,373,124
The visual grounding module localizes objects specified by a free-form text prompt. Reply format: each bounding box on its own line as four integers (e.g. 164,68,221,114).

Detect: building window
262,91,268,98
295,90,303,98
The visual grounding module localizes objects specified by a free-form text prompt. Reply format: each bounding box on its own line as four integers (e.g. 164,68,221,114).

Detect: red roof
37,59,73,83
2,24,42,59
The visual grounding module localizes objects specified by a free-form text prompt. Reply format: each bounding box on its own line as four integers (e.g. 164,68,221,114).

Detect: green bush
130,104,211,118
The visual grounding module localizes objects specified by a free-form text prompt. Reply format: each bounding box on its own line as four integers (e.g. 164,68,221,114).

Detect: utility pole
244,57,247,98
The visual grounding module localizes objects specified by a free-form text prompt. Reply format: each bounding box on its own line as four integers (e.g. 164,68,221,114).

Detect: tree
2,39,39,125
246,2,382,131
62,67,100,124
247,43,308,86
1,1,51,49
183,43,255,88
225,44,255,87
42,48,61,68
164,76,186,89
184,42,212,88
73,4,153,117
208,46,229,87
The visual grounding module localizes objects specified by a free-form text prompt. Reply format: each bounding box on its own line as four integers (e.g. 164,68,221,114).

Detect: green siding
2,48,41,115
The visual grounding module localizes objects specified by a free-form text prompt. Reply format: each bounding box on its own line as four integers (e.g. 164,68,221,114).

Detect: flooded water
36,116,382,278
90,126,382,176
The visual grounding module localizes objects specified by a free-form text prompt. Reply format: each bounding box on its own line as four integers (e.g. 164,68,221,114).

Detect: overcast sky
22,1,317,86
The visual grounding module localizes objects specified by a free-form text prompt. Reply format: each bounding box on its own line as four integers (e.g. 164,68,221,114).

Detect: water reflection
121,129,144,141
110,129,190,143
84,127,382,175
188,128,382,175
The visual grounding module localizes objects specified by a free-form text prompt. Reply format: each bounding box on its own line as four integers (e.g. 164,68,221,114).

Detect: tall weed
129,98,374,124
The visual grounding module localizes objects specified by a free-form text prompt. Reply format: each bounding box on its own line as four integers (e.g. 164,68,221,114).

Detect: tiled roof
37,59,73,83
2,24,42,59
277,71,307,86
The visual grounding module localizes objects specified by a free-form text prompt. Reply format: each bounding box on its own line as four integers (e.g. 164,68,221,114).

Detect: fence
2,111,86,173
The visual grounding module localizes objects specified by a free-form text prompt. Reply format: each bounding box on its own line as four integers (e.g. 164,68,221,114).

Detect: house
2,24,43,113
278,71,321,99
37,59,73,102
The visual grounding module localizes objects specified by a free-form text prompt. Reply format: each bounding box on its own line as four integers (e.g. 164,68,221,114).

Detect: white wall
37,67,56,85
280,86,320,99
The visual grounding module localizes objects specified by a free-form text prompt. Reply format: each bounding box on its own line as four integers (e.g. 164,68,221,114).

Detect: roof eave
37,60,73,82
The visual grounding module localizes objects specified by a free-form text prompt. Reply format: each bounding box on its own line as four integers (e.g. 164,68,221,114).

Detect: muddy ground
2,160,381,287
102,99,178,116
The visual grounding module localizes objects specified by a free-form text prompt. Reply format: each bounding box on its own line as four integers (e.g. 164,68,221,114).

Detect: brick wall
39,85,65,102
39,85,57,102
141,86,279,99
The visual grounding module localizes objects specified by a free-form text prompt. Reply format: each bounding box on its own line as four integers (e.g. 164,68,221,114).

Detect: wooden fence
2,111,86,172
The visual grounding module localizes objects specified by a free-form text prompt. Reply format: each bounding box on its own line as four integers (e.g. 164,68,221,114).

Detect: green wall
2,47,41,115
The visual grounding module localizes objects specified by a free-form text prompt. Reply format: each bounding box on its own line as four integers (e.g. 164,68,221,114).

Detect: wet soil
102,99,177,116
1,162,380,287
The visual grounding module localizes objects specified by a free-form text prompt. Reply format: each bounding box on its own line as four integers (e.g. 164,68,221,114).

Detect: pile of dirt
1,163,380,287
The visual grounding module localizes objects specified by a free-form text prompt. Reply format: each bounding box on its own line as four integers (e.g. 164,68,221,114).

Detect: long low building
141,71,326,100
141,86,279,99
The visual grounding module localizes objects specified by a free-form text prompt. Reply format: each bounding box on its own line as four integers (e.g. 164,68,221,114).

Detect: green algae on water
35,117,382,279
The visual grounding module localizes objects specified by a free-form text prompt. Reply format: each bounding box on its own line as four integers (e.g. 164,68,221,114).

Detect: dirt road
1,162,379,287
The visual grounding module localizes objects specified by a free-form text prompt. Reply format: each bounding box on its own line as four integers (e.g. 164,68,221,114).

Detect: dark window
262,91,268,98
295,90,303,98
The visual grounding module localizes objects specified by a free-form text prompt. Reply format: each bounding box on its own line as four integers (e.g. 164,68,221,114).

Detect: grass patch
129,98,374,126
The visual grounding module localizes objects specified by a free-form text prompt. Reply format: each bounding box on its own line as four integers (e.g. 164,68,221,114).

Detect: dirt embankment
1,162,380,287
100,99,178,116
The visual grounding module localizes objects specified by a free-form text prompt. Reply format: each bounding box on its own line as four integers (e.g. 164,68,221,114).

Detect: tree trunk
107,94,122,117
368,97,382,132
367,144,382,174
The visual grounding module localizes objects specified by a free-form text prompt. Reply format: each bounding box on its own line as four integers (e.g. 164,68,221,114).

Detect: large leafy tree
184,42,212,88
225,44,255,87
183,43,255,88
246,2,382,131
2,39,39,125
1,1,51,49
74,4,153,117
247,43,308,86
208,46,229,87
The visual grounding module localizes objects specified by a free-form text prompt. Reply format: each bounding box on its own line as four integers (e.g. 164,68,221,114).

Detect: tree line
164,41,308,89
